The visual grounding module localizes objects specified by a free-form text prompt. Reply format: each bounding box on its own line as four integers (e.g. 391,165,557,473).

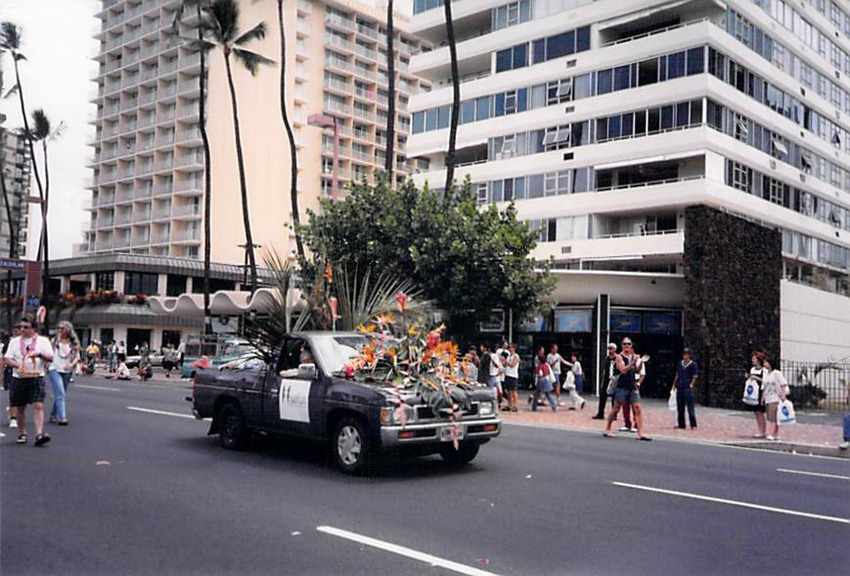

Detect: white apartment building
86,0,428,266
408,0,850,396
0,115,31,260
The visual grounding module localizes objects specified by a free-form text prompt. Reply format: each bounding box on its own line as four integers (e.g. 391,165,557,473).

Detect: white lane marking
76,384,121,392
126,407,197,420
777,468,850,481
317,526,501,576
613,482,850,525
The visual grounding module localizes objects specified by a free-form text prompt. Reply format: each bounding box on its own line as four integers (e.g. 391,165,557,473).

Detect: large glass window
124,272,159,296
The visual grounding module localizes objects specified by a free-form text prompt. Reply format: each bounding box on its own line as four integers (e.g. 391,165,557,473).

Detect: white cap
607,343,617,349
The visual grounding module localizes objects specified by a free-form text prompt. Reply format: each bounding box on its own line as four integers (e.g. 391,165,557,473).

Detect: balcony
152,206,171,219
353,66,376,80
177,129,201,143
326,34,353,52
96,240,114,251
174,180,202,193
141,67,159,82
115,189,135,203
325,58,352,72
175,153,204,168
180,53,201,69
174,229,201,242
325,77,350,92
133,210,152,223
154,158,174,172
131,235,151,247
297,0,312,14
134,187,153,200
177,104,199,119
153,183,172,196
115,212,133,225
173,203,201,218
97,217,114,229
356,24,378,39
178,77,200,94
325,13,355,31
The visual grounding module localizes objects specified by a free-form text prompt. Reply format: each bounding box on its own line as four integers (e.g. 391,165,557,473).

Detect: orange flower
324,263,333,283
363,344,377,365
395,292,408,313
358,323,376,334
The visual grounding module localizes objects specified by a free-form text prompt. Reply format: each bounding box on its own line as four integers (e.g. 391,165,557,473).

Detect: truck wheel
439,442,480,466
333,417,372,475
218,403,248,451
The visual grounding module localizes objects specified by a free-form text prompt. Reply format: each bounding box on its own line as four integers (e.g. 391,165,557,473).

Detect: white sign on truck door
279,379,311,423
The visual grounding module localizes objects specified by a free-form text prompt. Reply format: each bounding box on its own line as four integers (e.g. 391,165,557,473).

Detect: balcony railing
173,204,201,217
133,211,152,223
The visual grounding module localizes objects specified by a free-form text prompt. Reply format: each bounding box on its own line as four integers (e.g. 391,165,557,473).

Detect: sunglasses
622,342,633,346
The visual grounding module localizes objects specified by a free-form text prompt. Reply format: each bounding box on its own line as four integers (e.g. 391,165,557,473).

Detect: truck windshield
311,335,369,375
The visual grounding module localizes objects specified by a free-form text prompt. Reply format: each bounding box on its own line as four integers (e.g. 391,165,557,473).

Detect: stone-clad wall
683,206,782,408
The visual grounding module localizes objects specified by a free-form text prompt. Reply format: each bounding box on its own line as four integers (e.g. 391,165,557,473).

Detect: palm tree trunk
197,4,213,334
223,52,258,294
40,140,50,331
443,0,461,197
0,154,15,335
384,0,396,183
11,58,47,304
277,0,304,261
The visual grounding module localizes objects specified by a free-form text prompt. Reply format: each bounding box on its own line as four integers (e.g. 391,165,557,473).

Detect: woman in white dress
761,358,788,441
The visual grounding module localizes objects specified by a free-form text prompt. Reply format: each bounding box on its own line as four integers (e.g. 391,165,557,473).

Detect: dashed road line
317,526,501,576
126,406,197,420
76,384,121,391
613,482,849,525
777,468,850,481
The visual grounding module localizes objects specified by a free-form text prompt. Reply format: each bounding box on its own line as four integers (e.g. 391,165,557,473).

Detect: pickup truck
189,332,501,474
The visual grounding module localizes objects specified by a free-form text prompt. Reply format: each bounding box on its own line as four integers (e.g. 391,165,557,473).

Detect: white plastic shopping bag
777,400,796,426
668,390,677,411
742,380,760,406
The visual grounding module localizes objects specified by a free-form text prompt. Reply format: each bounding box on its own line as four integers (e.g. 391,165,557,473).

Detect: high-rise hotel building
86,0,428,266
408,0,850,397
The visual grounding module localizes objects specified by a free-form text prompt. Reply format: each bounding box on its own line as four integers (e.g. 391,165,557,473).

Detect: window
546,30,575,60
475,183,488,204
124,271,158,295
476,96,491,121
731,161,750,191
667,51,686,79
542,127,558,146
613,65,631,91
687,47,704,75
412,112,424,133
597,69,613,95
734,114,749,141
95,271,114,292
460,101,475,124
496,43,528,73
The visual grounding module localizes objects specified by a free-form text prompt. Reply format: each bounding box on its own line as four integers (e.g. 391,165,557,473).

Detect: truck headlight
380,405,416,425
479,401,494,417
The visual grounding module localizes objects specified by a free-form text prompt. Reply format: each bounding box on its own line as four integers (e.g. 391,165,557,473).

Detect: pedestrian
593,343,619,419
563,367,586,410
480,343,503,409
107,340,118,372
495,340,508,404
115,359,131,380
4,326,20,428
176,338,185,368
117,340,127,363
566,352,585,394
503,343,520,412
47,321,80,426
547,344,569,406
840,413,849,450
671,348,698,430
532,351,557,412
604,338,651,440
4,316,54,446
620,356,645,433
761,358,788,441
137,354,153,381
162,344,179,377
744,351,767,438
463,347,479,383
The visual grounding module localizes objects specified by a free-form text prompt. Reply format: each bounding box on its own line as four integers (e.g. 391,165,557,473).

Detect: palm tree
29,109,64,325
199,0,273,294
174,0,214,333
384,0,396,185
1,22,47,299
0,50,17,334
276,0,304,261
442,0,461,196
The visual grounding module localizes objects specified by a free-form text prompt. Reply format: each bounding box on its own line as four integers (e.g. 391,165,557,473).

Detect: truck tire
439,442,480,466
332,417,373,475
218,402,248,451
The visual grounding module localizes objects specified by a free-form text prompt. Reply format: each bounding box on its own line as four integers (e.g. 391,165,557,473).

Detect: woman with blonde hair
48,321,80,425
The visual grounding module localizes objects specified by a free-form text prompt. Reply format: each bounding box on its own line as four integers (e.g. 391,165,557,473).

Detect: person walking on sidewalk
604,338,651,440
47,321,80,426
547,344,569,406
503,343,520,412
566,352,585,395
480,343,503,410
620,357,646,433
563,367,586,410
532,354,557,412
4,317,54,446
671,348,699,430
593,343,619,419
744,352,767,438
761,358,788,441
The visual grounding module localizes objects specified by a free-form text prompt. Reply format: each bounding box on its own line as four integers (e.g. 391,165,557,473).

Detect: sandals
49,416,59,424
638,436,653,441
58,420,69,426
16,434,27,444
603,432,616,438
34,434,51,447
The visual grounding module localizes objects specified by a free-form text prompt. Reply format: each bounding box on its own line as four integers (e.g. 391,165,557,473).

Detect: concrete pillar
88,273,96,292
157,273,168,297
59,276,70,294
113,271,125,294
186,276,193,294
150,328,162,351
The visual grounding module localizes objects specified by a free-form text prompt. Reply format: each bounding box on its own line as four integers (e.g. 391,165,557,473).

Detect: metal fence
781,361,850,411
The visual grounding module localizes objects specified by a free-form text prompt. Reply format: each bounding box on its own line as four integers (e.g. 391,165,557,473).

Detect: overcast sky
0,0,411,260
1,0,100,259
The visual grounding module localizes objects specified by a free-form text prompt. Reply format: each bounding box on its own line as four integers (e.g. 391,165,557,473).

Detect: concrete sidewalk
499,394,848,457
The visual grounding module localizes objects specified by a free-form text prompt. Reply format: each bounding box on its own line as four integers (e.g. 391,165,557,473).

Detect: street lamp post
307,114,339,202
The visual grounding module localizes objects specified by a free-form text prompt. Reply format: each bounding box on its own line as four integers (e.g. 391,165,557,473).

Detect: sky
1,0,100,259
0,0,412,260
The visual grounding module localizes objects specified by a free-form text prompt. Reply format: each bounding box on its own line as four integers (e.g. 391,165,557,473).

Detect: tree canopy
301,176,554,327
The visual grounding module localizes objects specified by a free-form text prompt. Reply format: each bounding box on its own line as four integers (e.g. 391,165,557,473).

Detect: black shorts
503,376,518,391
10,377,46,407
744,403,766,413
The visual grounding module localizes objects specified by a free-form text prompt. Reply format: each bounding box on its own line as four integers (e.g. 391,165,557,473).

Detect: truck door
262,337,320,436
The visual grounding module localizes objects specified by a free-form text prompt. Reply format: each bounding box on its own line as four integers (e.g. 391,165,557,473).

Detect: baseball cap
607,343,617,349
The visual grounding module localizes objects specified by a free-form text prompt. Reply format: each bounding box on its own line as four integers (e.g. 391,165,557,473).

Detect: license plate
439,425,464,442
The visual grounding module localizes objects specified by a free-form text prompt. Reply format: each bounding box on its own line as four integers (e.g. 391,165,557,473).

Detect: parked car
189,332,501,474
181,336,254,378
125,352,164,369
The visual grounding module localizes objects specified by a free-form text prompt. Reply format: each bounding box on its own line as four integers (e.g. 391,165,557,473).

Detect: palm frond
234,21,266,46
0,22,21,52
49,120,66,141
232,48,274,75
30,109,50,141
333,264,428,331
3,83,19,99
208,0,239,44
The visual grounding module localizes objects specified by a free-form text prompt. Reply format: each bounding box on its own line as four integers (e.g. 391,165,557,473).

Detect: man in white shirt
547,344,570,406
4,317,54,446
503,343,520,412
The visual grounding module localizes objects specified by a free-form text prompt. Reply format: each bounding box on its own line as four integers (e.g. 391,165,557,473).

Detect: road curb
724,440,850,459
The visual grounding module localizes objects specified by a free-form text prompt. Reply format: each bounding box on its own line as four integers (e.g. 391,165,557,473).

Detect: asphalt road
1,376,848,576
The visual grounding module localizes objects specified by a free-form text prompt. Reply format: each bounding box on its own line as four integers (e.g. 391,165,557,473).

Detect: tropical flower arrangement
343,293,476,433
